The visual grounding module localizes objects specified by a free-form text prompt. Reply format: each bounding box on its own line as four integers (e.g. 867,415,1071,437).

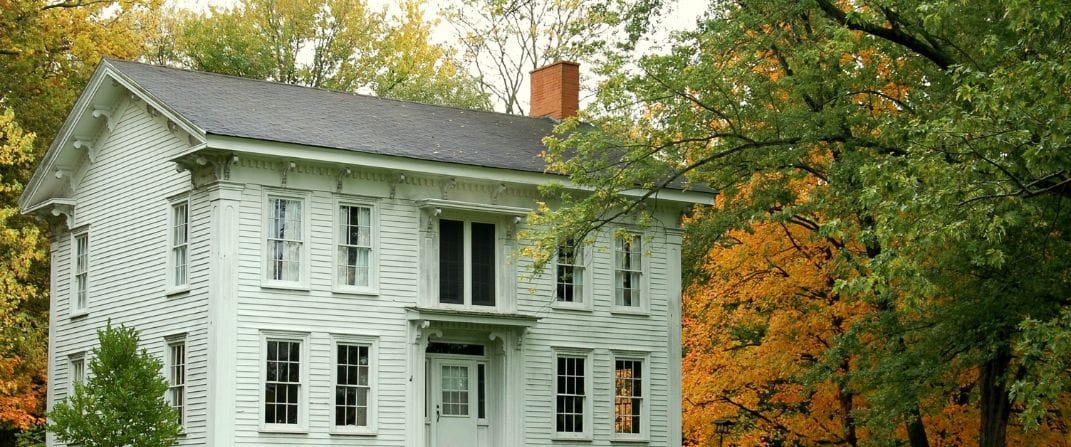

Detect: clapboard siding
217,159,682,446
48,98,210,446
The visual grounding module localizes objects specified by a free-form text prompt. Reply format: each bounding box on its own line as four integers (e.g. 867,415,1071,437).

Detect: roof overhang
190,134,716,206
18,60,207,214
406,307,540,329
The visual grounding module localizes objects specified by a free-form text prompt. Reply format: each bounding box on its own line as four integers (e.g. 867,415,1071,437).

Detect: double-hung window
68,353,85,396
555,238,587,307
167,337,187,427
72,232,89,314
262,335,306,431
438,219,497,307
613,357,646,439
169,201,189,289
554,354,590,438
614,233,643,309
333,338,376,433
337,204,374,291
265,196,305,286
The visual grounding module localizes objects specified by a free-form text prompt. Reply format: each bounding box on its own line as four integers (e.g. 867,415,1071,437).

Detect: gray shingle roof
108,60,557,173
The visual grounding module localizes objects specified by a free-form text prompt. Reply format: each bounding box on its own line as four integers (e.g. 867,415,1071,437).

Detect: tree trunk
906,403,931,447
979,347,1012,447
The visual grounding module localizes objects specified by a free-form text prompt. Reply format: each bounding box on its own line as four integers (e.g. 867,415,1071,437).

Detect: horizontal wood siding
48,98,209,446
227,160,681,446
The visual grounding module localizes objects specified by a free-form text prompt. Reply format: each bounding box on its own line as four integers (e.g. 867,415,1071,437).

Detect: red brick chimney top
529,61,580,120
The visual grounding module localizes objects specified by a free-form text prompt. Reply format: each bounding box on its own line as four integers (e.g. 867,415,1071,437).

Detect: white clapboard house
20,60,710,447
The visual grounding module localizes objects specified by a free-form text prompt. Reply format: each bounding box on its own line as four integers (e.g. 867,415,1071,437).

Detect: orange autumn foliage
681,177,1071,446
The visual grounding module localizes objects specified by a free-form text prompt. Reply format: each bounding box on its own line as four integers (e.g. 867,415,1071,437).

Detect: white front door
431,358,478,447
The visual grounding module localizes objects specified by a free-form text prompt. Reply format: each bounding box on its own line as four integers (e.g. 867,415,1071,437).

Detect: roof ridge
105,58,558,123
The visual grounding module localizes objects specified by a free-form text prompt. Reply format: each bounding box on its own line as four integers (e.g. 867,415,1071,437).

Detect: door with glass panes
430,357,479,447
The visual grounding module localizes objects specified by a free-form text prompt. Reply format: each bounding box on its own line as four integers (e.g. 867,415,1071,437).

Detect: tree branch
813,0,954,70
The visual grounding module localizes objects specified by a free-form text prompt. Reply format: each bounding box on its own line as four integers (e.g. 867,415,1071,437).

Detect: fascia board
201,134,716,205
19,60,207,213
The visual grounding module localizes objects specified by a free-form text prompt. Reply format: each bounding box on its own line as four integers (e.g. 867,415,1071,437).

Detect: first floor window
337,205,372,288
68,353,85,396
556,239,584,303
335,343,371,428
168,340,186,427
264,339,302,425
170,201,189,287
266,197,303,283
614,233,642,308
614,359,643,435
73,233,88,311
555,355,586,434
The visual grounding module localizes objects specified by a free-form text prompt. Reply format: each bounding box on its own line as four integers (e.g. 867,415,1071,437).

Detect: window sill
260,282,310,292
610,436,649,444
610,307,650,317
552,433,593,442
330,428,377,436
69,310,89,320
331,286,379,297
258,426,308,434
165,286,190,297
552,302,592,312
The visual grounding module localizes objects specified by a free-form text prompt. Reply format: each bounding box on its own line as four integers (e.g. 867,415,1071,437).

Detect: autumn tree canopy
534,1,1071,446
160,0,491,109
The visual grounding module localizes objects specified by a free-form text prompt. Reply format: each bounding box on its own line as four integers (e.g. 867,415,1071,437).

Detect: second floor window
73,233,88,312
614,233,642,308
170,202,189,288
266,197,303,283
439,219,496,306
556,240,584,303
337,205,372,288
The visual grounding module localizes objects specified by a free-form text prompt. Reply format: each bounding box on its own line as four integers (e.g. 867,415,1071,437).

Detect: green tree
48,323,180,447
164,0,490,110
532,1,1071,446
1,0,164,440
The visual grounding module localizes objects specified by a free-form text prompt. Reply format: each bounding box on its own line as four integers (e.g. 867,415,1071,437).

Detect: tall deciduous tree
443,0,659,114
0,109,47,441
1,0,164,441
532,1,1071,446
164,0,490,110
48,323,180,447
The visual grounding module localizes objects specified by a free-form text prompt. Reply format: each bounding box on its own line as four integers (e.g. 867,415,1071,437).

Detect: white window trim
329,334,379,435
259,330,310,433
610,351,651,442
166,196,191,295
611,230,650,315
164,334,187,430
67,352,86,397
70,229,89,318
551,347,593,441
433,213,509,311
332,198,379,296
551,237,592,311
261,191,310,290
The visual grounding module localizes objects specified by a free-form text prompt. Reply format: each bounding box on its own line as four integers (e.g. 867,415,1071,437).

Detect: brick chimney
529,61,580,119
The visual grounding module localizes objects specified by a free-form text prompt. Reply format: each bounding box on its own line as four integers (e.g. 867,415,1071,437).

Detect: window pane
470,222,496,306
614,359,643,434
556,356,585,433
441,365,469,416
438,220,464,304
265,340,301,425
335,343,371,428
